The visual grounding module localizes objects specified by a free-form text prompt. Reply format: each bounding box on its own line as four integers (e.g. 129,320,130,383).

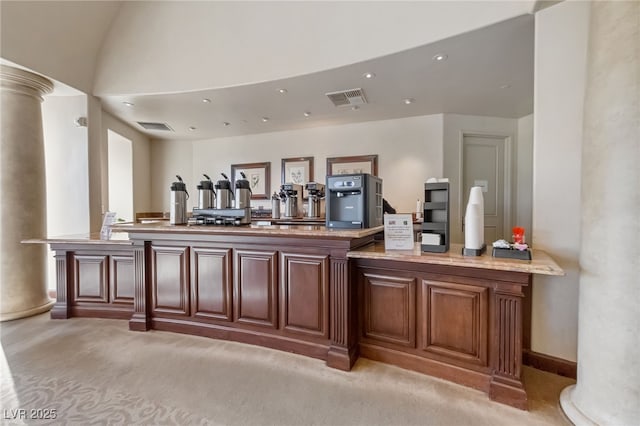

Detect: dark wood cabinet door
362,273,416,347
110,254,134,305
420,279,488,366
234,249,278,328
151,245,190,316
280,252,329,338
191,247,232,321
73,254,108,304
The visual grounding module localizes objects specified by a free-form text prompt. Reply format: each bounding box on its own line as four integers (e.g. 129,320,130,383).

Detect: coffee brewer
305,182,325,218
197,174,215,209
279,183,303,218
215,173,233,209
234,172,252,209
170,175,188,225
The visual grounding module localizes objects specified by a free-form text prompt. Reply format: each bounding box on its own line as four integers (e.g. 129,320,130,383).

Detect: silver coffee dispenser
279,183,303,218
215,173,233,209
305,182,325,218
170,175,188,225
197,174,215,209
234,172,252,209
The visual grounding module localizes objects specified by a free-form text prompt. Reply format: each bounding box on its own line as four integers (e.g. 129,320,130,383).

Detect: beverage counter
27,223,562,410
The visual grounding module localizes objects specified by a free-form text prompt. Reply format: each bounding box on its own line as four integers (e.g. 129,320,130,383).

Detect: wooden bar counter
348,242,563,410
30,225,562,410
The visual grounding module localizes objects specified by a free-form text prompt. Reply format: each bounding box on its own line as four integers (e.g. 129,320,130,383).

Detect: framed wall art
326,154,378,176
281,156,314,186
231,162,270,200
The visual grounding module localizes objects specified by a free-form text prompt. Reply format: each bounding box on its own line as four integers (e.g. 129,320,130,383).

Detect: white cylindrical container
464,203,483,249
468,187,484,226
416,199,422,219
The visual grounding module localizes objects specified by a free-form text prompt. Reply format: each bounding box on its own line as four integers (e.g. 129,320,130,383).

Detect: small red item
512,226,525,244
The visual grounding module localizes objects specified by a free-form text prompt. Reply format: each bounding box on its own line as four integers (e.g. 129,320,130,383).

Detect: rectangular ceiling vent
325,88,367,107
137,121,174,131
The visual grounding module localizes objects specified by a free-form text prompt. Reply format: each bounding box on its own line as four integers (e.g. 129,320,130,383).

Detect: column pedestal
0,65,54,321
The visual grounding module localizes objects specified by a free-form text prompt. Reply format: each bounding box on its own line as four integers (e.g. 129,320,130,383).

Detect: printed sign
384,214,414,250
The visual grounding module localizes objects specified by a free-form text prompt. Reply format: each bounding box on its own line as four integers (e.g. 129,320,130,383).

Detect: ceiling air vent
137,121,174,131
325,88,367,107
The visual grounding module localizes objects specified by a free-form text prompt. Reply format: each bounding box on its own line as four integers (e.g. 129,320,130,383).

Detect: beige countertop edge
347,243,565,276
111,223,383,239
22,232,133,245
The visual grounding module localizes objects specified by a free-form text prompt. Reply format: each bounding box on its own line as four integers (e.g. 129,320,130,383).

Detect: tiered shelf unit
421,182,450,253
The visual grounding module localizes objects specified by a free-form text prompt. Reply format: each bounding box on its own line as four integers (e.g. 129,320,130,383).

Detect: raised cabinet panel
281,253,329,338
421,280,488,366
152,245,190,316
111,255,134,305
74,254,108,303
234,249,278,328
363,273,416,347
192,247,232,321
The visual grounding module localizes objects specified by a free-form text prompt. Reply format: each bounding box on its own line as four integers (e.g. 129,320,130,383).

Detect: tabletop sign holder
384,214,415,250
100,211,117,240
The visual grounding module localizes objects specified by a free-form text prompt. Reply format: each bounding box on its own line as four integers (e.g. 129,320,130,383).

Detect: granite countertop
23,232,133,245
347,242,564,276
111,222,384,239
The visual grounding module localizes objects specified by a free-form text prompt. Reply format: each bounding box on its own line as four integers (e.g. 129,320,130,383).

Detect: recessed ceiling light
278,88,287,94
261,117,269,122
351,105,360,111
123,102,134,107
363,72,376,79
500,84,512,89
223,122,230,127
202,98,211,103
303,112,311,117
403,98,415,105
188,126,197,131
432,53,448,62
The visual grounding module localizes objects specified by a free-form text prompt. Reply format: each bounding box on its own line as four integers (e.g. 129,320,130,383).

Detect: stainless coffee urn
279,183,303,218
271,192,281,219
305,182,325,218
234,172,252,209
215,173,233,209
197,174,215,209
170,175,188,225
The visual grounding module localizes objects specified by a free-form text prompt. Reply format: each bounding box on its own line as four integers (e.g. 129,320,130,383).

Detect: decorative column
0,65,54,321
560,2,640,425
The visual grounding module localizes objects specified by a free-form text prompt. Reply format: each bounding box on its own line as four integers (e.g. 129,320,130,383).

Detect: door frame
457,131,515,242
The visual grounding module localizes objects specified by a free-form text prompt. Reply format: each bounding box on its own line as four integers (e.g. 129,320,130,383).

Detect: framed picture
326,154,378,176
231,162,270,200
281,157,314,186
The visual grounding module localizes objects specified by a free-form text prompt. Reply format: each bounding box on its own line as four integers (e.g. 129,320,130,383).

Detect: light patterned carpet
1,313,574,425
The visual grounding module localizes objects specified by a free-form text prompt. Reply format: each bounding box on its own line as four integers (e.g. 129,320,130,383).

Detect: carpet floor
1,313,574,425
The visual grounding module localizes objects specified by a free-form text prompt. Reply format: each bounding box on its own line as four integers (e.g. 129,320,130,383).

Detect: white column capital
0,65,53,101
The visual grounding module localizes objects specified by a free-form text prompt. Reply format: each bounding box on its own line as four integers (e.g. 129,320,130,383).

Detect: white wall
150,115,443,213
0,1,121,93
517,114,534,236
103,112,151,216
531,1,590,362
42,95,90,289
94,1,533,95
150,139,194,213
442,114,520,244
107,130,133,222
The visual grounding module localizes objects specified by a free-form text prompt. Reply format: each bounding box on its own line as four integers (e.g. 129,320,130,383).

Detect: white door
462,135,509,243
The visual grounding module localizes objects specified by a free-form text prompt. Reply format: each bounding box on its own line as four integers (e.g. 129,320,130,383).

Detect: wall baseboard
523,349,577,379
